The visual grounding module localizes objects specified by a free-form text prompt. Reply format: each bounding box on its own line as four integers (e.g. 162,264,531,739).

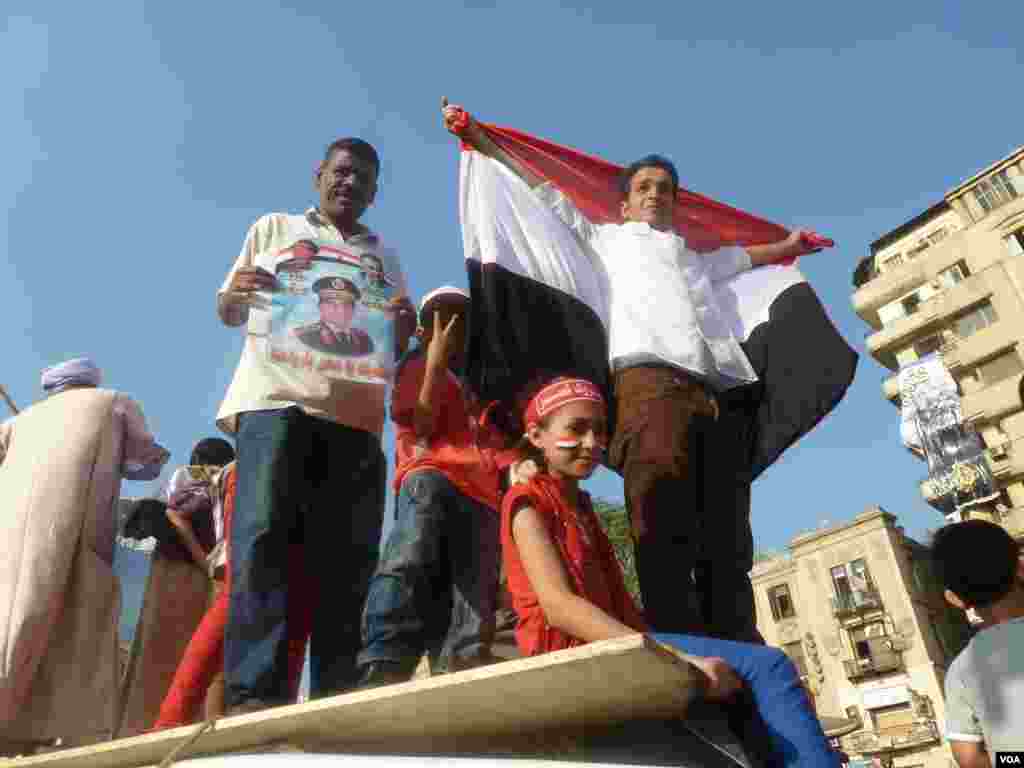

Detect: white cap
417,286,470,318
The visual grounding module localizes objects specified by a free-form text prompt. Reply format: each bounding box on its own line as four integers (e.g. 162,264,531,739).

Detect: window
767,584,796,620
879,298,908,326
1005,228,1024,257
907,241,930,259
833,559,874,602
831,565,852,599
882,252,904,270
973,170,1019,214
850,559,872,590
783,641,808,677
850,620,891,664
914,334,942,359
871,702,915,738
895,346,918,367
977,350,1024,386
936,261,970,288
953,301,998,339
901,292,922,316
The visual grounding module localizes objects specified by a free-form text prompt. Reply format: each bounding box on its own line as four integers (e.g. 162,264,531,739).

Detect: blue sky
4,0,1023,582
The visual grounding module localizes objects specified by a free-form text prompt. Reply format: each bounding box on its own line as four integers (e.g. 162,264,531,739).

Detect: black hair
618,154,680,199
190,437,235,468
324,137,381,177
504,373,565,468
932,520,1019,608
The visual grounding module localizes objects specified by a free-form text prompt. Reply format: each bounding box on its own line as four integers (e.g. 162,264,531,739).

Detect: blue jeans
226,407,385,705
360,470,500,672
654,634,837,768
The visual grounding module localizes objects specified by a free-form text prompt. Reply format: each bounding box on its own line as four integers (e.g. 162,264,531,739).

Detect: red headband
524,378,605,429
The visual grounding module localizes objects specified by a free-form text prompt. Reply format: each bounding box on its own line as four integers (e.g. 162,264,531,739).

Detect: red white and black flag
459,124,857,475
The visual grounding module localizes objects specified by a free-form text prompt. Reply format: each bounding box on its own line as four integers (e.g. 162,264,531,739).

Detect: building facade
851,146,1024,540
751,507,972,768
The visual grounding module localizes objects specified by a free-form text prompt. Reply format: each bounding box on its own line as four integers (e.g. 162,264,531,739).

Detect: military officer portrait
358,252,392,293
293,276,374,357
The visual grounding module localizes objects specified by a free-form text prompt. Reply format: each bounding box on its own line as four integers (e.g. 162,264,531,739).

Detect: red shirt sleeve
391,354,458,435
391,355,429,427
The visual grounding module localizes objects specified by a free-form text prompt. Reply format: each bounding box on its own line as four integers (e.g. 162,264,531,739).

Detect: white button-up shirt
535,184,758,390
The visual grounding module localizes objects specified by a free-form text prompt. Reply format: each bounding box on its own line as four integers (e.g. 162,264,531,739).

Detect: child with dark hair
932,520,1024,767
164,437,236,571
500,375,837,768
152,463,312,729
356,286,520,688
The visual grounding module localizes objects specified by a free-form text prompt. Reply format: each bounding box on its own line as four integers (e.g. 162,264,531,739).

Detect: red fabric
472,122,834,262
152,467,311,730
500,475,647,656
524,378,604,430
392,353,504,511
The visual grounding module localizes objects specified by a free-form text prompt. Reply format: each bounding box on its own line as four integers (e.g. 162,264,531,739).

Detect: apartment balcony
864,274,998,368
940,327,1021,379
845,720,941,754
843,650,904,681
851,231,969,321
985,439,1024,480
961,372,1024,426
864,306,943,367
831,588,884,618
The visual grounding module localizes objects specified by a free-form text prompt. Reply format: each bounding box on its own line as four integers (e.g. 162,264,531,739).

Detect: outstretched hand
691,656,743,701
441,97,470,135
786,228,833,257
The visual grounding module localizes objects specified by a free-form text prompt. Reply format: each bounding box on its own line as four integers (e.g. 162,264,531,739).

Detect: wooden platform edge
1,634,699,768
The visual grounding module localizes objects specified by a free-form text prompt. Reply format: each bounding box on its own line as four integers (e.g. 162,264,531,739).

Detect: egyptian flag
460,123,857,476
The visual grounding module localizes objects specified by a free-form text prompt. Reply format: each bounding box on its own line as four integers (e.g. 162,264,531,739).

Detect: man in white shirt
445,103,824,640
217,137,415,714
933,520,1024,767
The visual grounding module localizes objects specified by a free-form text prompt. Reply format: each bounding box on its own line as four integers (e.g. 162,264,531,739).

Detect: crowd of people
1,101,1020,768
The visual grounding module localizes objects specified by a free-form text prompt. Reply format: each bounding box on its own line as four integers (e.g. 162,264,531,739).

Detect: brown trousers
609,365,760,642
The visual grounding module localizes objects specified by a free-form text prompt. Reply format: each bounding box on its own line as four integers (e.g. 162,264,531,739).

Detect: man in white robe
0,359,168,753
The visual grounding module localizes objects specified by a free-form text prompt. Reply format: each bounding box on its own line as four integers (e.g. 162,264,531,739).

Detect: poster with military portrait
266,239,397,385
898,354,997,517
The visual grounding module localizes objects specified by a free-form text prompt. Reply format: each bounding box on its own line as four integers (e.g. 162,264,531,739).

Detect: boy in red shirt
356,286,507,687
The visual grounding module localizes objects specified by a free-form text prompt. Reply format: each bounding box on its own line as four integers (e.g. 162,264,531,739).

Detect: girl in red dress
501,376,836,768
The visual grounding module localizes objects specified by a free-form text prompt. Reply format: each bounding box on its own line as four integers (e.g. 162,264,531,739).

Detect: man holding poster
216,137,415,714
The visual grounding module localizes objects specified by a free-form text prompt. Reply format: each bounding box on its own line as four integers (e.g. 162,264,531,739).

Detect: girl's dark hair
496,373,573,468
513,423,550,472
190,437,235,468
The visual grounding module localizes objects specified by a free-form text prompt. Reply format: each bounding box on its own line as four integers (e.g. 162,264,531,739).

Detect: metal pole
0,384,18,415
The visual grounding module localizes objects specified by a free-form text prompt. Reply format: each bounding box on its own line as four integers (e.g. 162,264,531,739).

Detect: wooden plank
2,635,699,768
